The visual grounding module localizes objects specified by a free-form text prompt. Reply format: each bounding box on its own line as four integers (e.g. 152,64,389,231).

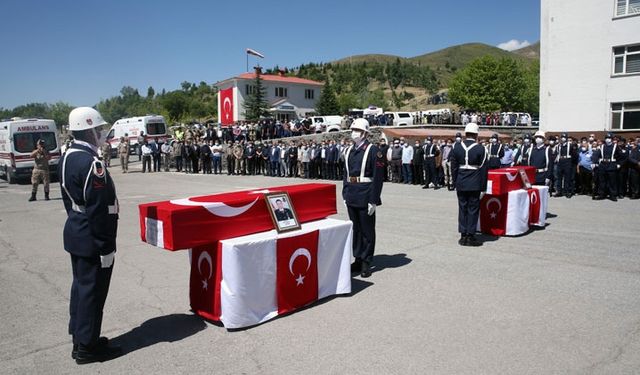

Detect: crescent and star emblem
223,97,231,120
505,172,519,182
288,248,312,286
170,197,259,217
486,197,502,220
198,251,213,290
530,191,538,205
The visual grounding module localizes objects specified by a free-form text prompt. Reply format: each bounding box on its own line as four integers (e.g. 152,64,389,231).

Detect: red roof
236,73,323,86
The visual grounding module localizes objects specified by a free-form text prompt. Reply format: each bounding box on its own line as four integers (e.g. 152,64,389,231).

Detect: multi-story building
540,0,640,133
215,68,322,124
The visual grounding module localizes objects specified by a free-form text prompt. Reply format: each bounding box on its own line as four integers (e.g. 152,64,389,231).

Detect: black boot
360,261,372,278
466,235,482,247
350,259,362,274
458,234,468,246
28,193,36,202
72,337,109,359
75,340,122,365
45,192,50,201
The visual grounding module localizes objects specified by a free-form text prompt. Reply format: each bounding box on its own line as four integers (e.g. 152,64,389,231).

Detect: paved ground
1,159,639,375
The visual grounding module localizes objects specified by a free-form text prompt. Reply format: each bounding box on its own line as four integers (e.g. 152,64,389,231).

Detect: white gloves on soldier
367,203,376,216
545,178,551,186
100,251,115,268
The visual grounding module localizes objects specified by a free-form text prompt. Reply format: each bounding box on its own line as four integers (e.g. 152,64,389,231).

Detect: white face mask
605,139,612,145
490,138,497,143
351,131,362,143
455,137,461,142
535,138,544,146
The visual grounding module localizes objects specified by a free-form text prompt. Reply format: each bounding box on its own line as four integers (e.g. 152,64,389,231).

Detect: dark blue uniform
555,142,578,196
593,143,622,199
58,142,119,348
527,145,554,185
423,143,440,187
342,140,384,268
486,143,504,170
450,139,488,239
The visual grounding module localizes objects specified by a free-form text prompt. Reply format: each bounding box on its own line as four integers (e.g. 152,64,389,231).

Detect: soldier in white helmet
58,107,121,364
342,118,384,277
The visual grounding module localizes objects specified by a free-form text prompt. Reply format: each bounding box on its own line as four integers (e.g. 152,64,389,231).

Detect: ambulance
106,115,168,154
0,118,61,184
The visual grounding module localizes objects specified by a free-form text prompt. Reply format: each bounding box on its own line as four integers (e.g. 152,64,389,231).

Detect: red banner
527,188,541,226
479,193,509,236
276,230,319,314
189,244,223,321
219,87,234,125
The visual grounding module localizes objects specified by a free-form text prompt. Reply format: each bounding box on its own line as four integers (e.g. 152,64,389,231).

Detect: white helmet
534,130,546,139
68,107,108,131
464,122,479,134
350,118,369,132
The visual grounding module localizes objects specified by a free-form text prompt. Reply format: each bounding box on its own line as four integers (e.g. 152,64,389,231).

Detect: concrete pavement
1,160,639,374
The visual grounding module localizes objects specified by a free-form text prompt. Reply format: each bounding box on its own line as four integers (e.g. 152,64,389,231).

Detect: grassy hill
512,42,540,59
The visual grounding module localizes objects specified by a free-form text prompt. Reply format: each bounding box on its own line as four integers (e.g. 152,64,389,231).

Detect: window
13,132,57,153
615,0,640,17
146,122,166,135
275,87,287,97
611,102,640,129
613,44,640,75
245,84,257,95
305,89,315,100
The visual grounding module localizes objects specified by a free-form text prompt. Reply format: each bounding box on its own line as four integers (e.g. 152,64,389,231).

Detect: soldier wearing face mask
422,136,440,189
554,132,578,198
593,132,622,201
628,138,640,199
485,133,504,170
515,134,533,166
527,131,554,186
343,119,384,278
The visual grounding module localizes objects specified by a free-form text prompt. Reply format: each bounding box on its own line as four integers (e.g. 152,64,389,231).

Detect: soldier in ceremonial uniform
528,131,554,186
554,132,578,198
593,132,622,201
450,123,487,247
343,119,384,278
58,107,121,364
485,133,504,170
515,134,533,166
29,139,51,201
628,137,640,199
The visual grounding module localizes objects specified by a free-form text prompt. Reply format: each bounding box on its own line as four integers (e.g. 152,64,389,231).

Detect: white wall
540,0,640,132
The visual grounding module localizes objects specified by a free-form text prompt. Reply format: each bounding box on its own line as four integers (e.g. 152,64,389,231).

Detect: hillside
512,41,540,59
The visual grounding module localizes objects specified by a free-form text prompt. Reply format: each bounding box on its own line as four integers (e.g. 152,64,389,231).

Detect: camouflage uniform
100,143,111,167
118,140,129,172
30,145,50,201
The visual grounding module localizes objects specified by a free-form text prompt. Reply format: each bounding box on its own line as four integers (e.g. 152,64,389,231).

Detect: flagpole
246,52,249,73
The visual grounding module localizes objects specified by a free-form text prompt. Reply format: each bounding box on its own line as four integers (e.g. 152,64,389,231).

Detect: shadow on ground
110,313,206,357
371,253,412,275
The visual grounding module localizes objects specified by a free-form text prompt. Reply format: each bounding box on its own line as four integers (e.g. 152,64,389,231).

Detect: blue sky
0,0,540,109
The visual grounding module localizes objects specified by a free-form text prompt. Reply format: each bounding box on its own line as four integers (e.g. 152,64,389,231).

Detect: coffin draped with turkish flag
138,183,352,329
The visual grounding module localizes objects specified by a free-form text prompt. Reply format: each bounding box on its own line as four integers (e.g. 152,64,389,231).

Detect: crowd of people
99,127,640,201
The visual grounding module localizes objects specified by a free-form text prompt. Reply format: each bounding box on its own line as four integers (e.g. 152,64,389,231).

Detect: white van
106,115,168,154
384,112,414,126
311,115,343,132
0,118,61,184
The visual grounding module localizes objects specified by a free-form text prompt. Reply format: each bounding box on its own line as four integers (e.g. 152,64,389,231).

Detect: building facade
215,70,322,124
540,0,640,132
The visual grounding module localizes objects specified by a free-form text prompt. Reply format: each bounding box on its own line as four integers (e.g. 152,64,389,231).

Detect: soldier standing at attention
485,133,504,170
59,107,121,364
450,123,487,247
117,136,129,173
29,139,50,202
343,119,384,278
99,141,111,167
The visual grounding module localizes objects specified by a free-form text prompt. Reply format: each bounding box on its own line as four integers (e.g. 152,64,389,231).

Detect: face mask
581,147,587,152
535,138,544,146
447,143,452,147
605,139,612,145
524,140,531,145
588,138,594,142
351,131,362,143
415,144,420,147
561,137,567,143
549,140,555,146
455,137,461,142
490,138,497,143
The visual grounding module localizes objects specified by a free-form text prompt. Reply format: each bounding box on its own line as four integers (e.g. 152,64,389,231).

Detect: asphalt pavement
1,159,639,374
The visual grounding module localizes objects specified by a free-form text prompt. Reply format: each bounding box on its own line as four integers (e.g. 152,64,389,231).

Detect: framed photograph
265,192,301,233
518,168,532,189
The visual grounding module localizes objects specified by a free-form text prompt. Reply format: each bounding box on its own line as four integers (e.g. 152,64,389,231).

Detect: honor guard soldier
59,107,121,364
486,133,504,170
528,131,554,186
343,119,384,278
422,136,440,189
515,134,533,166
593,132,622,201
554,132,578,198
29,139,51,201
450,123,487,247
628,137,640,199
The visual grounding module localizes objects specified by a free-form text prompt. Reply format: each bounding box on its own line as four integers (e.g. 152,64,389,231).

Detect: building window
245,84,257,95
613,44,640,75
611,102,640,129
275,87,288,97
615,0,640,17
305,89,315,100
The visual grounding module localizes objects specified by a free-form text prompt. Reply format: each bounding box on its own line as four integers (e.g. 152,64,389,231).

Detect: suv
384,112,414,126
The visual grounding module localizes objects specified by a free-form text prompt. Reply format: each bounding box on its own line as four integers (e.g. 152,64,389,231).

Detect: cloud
497,39,531,51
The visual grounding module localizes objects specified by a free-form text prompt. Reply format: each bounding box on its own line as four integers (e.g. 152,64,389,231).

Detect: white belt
348,176,372,183
459,165,479,170
72,203,118,215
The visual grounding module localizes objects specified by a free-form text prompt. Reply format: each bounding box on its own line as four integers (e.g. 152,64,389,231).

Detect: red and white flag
188,219,352,329
219,87,234,125
527,185,549,227
479,189,530,236
246,48,265,58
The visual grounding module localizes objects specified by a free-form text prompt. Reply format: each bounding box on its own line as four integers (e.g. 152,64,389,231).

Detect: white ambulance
106,115,168,154
0,118,61,184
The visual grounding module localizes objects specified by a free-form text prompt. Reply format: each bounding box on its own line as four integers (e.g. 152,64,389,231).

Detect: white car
384,112,414,126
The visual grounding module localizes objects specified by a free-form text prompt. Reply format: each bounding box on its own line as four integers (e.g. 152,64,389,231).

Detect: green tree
448,56,527,112
316,81,339,115
147,86,155,98
160,91,189,122
243,73,269,121
336,92,360,114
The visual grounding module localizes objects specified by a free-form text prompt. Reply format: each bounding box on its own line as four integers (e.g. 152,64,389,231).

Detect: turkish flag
219,87,234,125
528,185,549,226
479,194,509,236
189,244,222,321
527,189,541,226
276,230,319,314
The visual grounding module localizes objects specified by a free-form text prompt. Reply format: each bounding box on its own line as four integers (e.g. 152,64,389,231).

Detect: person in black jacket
450,123,488,247
59,107,121,364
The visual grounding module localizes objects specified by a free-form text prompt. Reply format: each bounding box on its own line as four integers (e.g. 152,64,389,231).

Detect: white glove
343,200,347,208
367,203,376,216
591,164,596,170
545,178,551,186
479,192,486,200
100,251,115,268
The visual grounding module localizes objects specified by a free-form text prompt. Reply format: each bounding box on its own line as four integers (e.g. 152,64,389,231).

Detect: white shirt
402,145,414,164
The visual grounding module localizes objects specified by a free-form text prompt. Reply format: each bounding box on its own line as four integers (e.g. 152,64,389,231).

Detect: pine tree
243,72,269,121
316,81,339,115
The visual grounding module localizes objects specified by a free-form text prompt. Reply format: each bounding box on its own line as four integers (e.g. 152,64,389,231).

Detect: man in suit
59,107,121,364
269,141,281,177
274,199,294,221
450,123,488,247
422,136,440,189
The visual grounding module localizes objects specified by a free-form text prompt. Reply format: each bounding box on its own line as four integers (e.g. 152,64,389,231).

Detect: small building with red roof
214,68,323,124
